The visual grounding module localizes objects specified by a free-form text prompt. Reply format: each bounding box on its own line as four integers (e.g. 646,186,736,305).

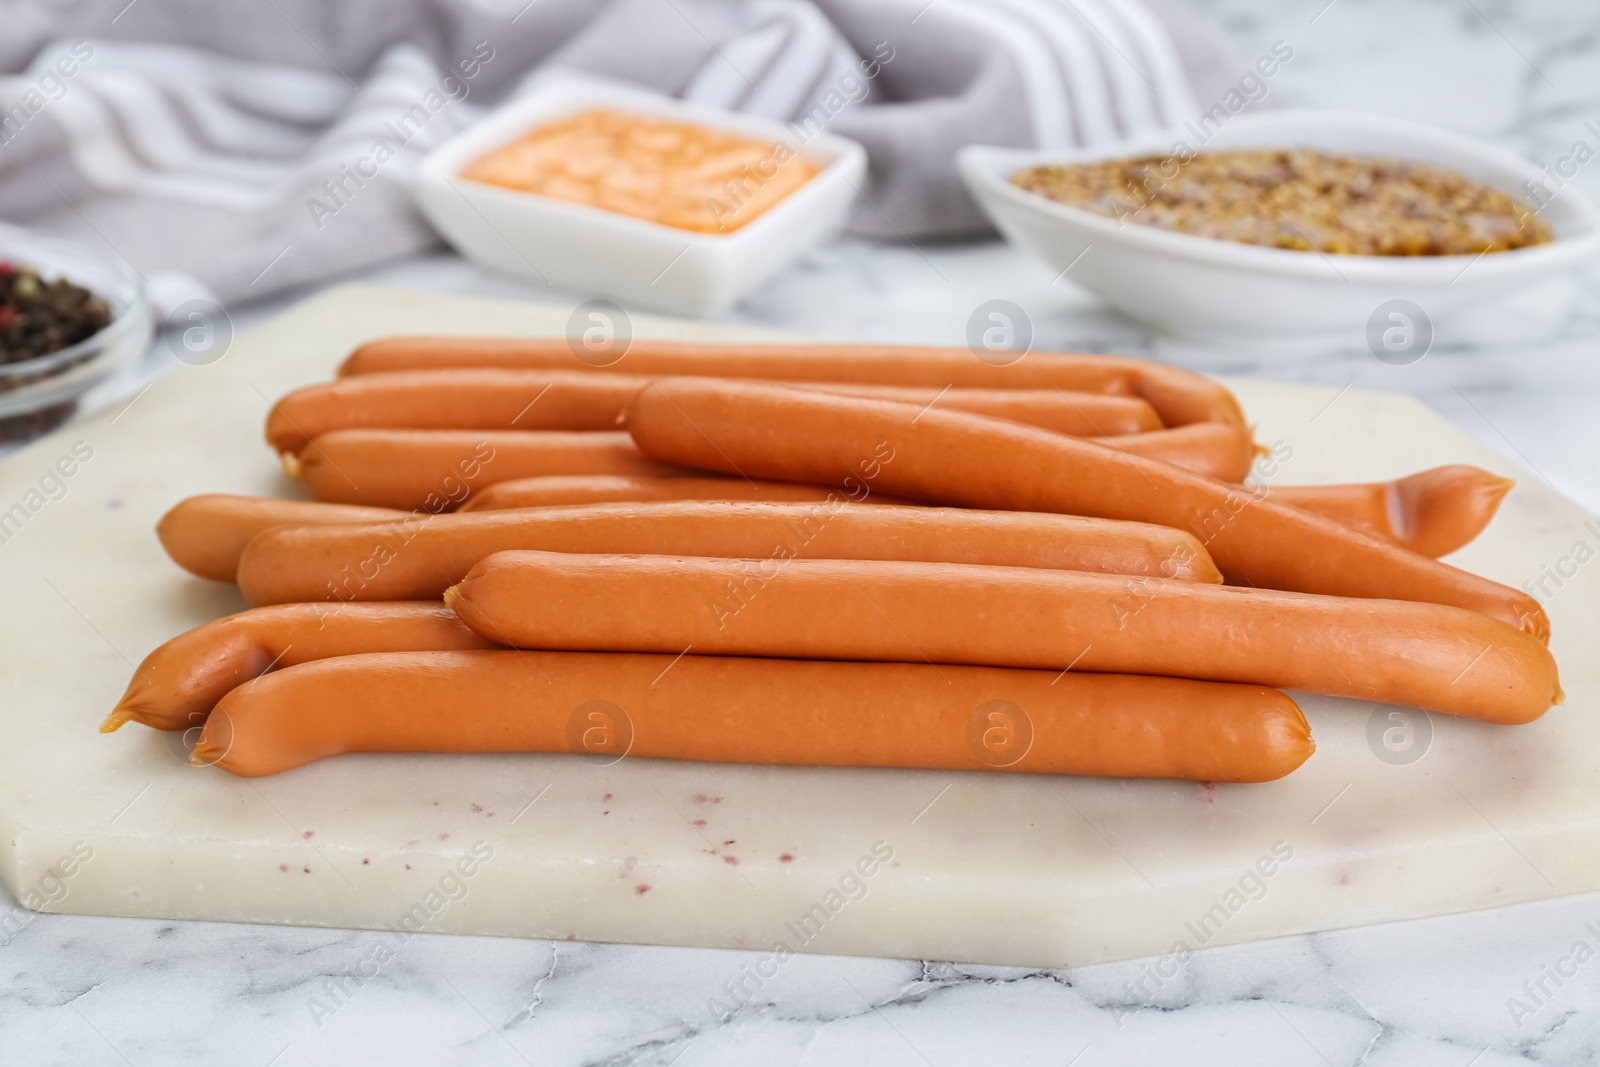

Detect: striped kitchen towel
0,0,1248,306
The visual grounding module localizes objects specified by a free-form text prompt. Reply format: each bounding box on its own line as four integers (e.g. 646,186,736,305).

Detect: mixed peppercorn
0,262,114,442
0,262,112,364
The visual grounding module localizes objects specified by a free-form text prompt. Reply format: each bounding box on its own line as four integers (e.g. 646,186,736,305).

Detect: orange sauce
460,109,820,234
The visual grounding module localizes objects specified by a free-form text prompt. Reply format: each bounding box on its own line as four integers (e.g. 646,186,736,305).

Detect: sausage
236,500,1222,605
101,602,497,733
284,430,690,510
1095,423,1258,482
192,649,1313,782
337,337,1244,429
156,494,406,582
1268,465,1513,559
456,470,1500,557
457,474,911,512
447,552,1562,724
266,370,1163,453
624,379,1549,640
166,469,1492,587
266,370,648,454
799,382,1162,435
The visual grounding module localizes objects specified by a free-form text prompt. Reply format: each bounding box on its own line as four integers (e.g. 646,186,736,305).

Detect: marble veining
6,0,1600,1061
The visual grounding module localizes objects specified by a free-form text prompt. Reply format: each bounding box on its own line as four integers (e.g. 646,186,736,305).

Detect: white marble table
6,0,1600,1062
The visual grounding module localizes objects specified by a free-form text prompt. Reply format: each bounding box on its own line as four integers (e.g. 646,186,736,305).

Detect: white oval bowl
417,81,867,318
958,110,1600,344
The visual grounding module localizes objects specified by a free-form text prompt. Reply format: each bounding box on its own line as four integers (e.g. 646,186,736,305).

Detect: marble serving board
1,284,1596,970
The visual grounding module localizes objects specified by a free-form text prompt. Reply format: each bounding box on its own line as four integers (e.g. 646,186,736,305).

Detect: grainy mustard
1011,149,1551,256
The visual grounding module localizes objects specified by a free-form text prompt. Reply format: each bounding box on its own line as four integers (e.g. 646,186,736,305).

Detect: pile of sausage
102,337,1560,782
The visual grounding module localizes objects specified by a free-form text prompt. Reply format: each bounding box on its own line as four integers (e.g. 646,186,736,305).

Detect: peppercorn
0,265,112,364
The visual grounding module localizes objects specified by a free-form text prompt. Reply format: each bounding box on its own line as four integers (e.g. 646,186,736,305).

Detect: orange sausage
236,500,1222,605
458,474,910,512
101,602,498,733
156,494,406,582
193,649,1313,782
456,470,1500,557
266,370,1163,453
798,383,1160,435
448,552,1561,724
1268,466,1513,559
285,430,690,510
266,370,647,454
1095,423,1258,482
337,337,1244,429
625,380,1548,639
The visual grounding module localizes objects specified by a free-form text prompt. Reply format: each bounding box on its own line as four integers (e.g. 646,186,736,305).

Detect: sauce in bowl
460,109,820,234
1011,149,1551,256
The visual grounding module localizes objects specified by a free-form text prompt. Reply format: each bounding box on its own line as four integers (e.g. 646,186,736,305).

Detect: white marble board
1,284,1595,970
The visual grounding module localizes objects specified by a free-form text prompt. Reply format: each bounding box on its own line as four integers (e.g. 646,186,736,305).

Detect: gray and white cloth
0,0,1246,306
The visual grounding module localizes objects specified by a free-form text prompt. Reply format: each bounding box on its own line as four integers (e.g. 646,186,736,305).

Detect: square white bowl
958,110,1600,345
415,81,867,318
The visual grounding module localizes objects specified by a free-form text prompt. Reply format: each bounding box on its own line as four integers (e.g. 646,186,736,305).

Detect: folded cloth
0,0,1247,305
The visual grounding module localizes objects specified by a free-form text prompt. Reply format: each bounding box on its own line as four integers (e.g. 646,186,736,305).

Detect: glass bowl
0,229,151,443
